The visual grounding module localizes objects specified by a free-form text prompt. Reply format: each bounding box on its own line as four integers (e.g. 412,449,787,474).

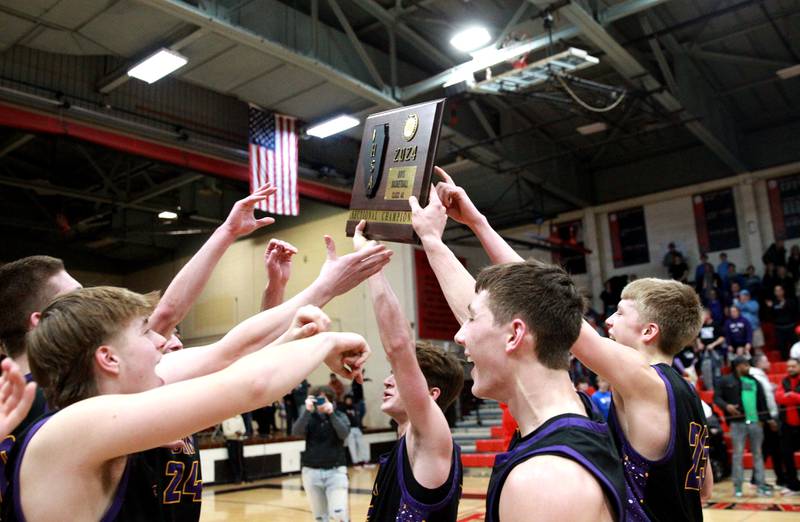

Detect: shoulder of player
616,364,669,408
501,456,607,516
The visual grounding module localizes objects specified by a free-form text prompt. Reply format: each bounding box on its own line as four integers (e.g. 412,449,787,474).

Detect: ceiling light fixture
450,27,492,53
306,115,360,138
158,210,178,220
576,122,608,135
128,49,188,84
776,64,800,80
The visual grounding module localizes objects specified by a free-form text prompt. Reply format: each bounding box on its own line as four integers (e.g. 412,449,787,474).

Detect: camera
315,396,326,406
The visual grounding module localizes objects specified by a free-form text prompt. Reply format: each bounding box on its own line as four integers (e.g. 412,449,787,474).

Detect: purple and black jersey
3,412,202,521
609,363,709,522
367,436,462,522
485,393,627,522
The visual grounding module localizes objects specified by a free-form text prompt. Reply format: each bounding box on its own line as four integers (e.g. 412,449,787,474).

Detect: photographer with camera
292,385,351,521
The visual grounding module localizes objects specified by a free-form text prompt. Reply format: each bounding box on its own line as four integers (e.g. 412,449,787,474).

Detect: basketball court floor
201,467,800,521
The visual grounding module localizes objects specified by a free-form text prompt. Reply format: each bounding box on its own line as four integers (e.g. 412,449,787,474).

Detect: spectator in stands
695,253,711,295
776,265,797,298
591,377,612,420
349,369,370,427
339,394,370,467
600,280,617,319
222,414,249,483
723,264,745,304
776,358,800,495
724,306,753,356
749,354,787,489
293,385,351,521
698,308,725,389
766,285,799,360
662,242,683,270
669,254,689,282
718,253,731,287
764,263,779,300
575,376,592,394
735,290,764,352
743,265,763,299
789,245,800,280
763,239,787,267
724,280,742,308
714,356,774,497
791,337,800,360
328,373,346,402
252,402,278,438
706,288,725,327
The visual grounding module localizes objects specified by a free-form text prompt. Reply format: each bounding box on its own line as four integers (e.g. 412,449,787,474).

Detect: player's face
454,291,507,401
380,373,407,422
605,299,647,349
115,316,166,393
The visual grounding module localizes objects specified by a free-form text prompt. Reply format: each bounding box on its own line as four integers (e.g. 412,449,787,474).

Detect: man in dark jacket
715,356,775,497
292,385,351,521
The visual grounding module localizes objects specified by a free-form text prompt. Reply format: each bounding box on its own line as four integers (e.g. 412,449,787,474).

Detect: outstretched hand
409,184,447,243
352,220,377,253
315,235,392,300
277,305,331,344
0,358,37,438
433,166,483,227
323,332,371,384
265,239,298,285
222,184,278,238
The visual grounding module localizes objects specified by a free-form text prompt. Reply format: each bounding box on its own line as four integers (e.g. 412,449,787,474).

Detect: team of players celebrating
0,167,710,521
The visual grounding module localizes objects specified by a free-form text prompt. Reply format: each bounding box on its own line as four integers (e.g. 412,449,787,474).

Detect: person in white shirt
750,354,787,488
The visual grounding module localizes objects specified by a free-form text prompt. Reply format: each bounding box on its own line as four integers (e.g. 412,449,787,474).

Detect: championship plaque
346,99,446,244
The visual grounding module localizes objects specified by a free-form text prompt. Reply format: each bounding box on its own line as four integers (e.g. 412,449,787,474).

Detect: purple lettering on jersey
163,461,184,504
182,460,203,502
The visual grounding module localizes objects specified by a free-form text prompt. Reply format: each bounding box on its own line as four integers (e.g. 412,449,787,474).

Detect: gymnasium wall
536,162,800,311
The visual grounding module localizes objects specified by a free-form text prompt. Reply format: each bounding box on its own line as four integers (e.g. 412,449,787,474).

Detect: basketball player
3,286,369,521
353,221,464,521
409,194,627,521
426,168,712,520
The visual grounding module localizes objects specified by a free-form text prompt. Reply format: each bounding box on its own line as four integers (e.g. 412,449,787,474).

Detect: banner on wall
550,220,587,275
608,207,650,268
767,174,800,240
693,188,740,253
414,249,464,340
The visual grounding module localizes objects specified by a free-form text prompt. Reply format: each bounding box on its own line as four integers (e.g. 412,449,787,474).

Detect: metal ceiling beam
358,0,438,35
689,50,792,69
138,0,398,109
128,173,204,205
0,133,34,158
529,0,747,173
327,0,386,89
493,0,532,47
347,0,454,68
400,0,669,100
640,15,678,95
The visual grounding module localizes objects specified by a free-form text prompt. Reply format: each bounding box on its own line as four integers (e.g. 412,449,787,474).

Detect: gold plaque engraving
384,166,417,200
349,209,412,225
403,114,419,141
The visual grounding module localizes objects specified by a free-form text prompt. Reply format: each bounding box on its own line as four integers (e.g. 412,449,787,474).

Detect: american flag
249,107,298,215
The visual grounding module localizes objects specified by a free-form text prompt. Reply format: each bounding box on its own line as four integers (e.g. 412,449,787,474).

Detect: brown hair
28,286,157,410
621,278,703,356
415,341,464,411
475,259,582,370
0,256,65,358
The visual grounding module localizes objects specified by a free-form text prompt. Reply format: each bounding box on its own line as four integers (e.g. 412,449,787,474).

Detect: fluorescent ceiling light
158,210,178,220
777,64,800,80
306,115,360,138
450,27,491,53
128,49,188,84
576,122,608,135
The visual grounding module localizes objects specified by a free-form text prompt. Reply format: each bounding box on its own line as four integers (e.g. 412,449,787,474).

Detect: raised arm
355,221,453,488
433,167,523,265
149,185,277,337
261,239,297,310
409,187,476,325
156,237,392,383
36,329,370,466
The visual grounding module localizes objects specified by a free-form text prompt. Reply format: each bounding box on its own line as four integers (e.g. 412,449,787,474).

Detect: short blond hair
621,278,702,356
28,286,158,410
